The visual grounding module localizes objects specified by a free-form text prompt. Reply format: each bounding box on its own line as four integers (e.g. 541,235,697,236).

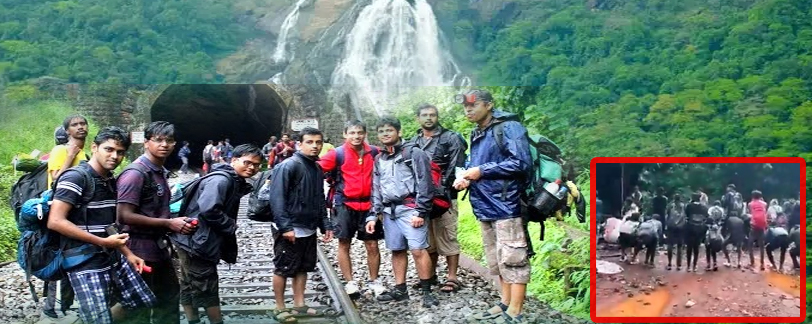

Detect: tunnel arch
150,84,288,169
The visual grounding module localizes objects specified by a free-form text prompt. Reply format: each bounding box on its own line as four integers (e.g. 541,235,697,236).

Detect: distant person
319,136,335,158
747,190,768,272
269,133,296,167
202,140,214,174
630,185,643,206
765,221,790,273
222,138,234,161
651,188,668,246
633,214,661,267
722,212,746,268
789,224,801,272
261,136,277,168
618,213,641,263
178,141,191,174
665,193,686,271
684,192,708,272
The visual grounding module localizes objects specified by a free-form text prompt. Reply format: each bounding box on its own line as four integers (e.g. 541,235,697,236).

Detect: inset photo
590,157,805,323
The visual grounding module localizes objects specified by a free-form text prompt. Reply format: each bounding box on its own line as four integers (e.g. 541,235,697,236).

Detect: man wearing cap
453,89,532,323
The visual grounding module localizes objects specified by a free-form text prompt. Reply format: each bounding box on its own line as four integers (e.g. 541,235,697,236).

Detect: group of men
201,138,235,172
609,184,802,276
38,89,536,324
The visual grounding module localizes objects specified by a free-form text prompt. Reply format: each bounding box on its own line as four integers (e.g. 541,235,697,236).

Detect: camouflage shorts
481,217,530,284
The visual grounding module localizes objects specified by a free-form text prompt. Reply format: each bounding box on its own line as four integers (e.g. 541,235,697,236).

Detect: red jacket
749,199,768,230
318,142,378,211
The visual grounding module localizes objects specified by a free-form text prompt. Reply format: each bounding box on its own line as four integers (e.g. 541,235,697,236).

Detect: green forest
0,0,256,84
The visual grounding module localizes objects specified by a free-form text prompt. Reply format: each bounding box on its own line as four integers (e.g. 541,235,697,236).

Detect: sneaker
345,281,360,295
366,279,386,297
43,309,58,319
377,288,409,302
421,292,439,307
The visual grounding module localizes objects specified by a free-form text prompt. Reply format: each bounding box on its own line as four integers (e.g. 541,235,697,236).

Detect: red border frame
590,157,806,323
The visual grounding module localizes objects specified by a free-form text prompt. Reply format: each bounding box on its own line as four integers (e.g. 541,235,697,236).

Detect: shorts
333,205,384,241
273,232,318,278
177,248,220,308
619,232,636,248
427,200,460,256
68,254,156,324
665,227,683,245
636,233,656,249
382,205,429,251
749,227,766,246
481,217,530,284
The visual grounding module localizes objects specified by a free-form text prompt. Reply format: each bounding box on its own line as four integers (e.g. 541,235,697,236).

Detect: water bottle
554,184,569,200
257,179,271,201
544,179,561,195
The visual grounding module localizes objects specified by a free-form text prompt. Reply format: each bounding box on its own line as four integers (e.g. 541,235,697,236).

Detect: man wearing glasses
116,121,195,324
170,143,261,324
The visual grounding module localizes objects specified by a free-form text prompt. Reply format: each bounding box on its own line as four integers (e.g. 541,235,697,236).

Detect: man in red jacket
318,120,385,296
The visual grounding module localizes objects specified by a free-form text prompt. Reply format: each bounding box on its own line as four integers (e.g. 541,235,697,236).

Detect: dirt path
594,244,803,318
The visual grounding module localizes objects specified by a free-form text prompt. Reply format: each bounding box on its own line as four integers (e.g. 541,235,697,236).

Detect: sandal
273,309,298,323
291,306,325,317
440,279,462,293
494,311,526,324
471,302,508,320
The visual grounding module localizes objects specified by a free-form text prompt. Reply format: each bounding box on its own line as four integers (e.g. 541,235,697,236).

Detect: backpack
246,170,275,222
727,191,744,215
325,146,380,208
709,206,724,223
117,162,160,205
400,144,451,218
16,167,99,302
667,202,686,229
169,171,233,218
492,120,586,224
9,162,49,223
688,204,706,226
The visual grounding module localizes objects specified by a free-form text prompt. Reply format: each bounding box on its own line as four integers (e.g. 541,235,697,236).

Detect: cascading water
273,0,308,64
330,0,466,117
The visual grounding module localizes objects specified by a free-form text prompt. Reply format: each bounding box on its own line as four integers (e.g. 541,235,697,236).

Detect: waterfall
273,0,308,64
330,0,465,117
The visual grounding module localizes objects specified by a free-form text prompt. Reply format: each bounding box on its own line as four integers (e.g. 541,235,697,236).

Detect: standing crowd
35,89,537,324
599,184,802,275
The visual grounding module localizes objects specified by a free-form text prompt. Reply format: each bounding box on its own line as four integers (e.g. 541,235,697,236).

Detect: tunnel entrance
151,84,286,169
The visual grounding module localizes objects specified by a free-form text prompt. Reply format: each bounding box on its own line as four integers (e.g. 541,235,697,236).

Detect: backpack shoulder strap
121,162,156,192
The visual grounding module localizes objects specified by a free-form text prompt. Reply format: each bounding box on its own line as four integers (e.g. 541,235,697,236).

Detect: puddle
596,289,671,317
764,271,802,297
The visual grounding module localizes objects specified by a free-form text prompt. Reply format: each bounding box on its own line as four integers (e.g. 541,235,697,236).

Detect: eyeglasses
239,159,262,169
150,137,176,145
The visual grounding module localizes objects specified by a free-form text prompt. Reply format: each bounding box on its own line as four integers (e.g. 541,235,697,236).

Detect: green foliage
0,164,19,262
434,0,812,166
0,0,256,84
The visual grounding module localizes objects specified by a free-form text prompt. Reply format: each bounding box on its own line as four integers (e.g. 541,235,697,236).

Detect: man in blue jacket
454,89,532,323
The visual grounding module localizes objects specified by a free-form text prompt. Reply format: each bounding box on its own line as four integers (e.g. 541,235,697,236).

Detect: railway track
180,197,362,324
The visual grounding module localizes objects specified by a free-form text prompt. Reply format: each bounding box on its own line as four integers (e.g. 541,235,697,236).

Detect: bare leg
337,239,354,282
292,273,307,307
364,240,381,281
392,250,408,285
447,254,460,281
274,275,288,310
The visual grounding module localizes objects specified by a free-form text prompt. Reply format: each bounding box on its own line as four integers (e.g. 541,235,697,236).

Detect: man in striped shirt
47,126,156,324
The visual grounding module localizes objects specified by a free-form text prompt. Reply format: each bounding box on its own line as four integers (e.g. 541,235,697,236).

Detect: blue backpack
16,166,100,302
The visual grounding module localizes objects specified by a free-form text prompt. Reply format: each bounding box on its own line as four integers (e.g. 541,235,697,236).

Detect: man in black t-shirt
47,127,155,324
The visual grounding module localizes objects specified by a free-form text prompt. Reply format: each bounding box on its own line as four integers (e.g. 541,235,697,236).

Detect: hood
492,109,520,123
210,162,238,178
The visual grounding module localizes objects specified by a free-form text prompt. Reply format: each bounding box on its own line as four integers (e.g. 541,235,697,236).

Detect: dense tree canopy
433,0,812,168
0,0,255,84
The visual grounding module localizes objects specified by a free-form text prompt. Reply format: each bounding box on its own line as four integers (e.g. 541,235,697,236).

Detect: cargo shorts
481,216,530,284
427,200,460,256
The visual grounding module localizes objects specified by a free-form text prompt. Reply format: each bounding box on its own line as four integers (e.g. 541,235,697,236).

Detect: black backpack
9,162,49,223
247,170,274,222
667,202,687,229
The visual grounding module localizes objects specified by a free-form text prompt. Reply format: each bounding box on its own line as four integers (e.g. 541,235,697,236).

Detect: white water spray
273,0,308,64
331,0,465,116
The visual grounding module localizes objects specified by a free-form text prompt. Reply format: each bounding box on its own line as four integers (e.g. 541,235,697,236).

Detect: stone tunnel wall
31,80,350,162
